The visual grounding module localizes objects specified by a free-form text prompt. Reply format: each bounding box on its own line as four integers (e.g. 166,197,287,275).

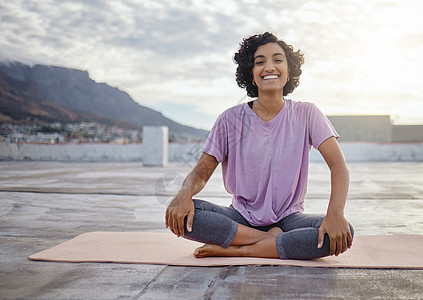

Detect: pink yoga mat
29,232,423,269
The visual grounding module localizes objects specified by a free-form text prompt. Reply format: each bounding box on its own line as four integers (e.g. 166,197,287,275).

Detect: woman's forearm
178,152,219,200
326,162,349,215
179,168,208,198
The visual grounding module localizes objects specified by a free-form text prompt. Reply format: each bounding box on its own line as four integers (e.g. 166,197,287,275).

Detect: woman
165,32,353,260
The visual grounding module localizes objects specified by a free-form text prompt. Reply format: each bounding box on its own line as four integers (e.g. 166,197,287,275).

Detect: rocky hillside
0,62,207,140
0,69,136,128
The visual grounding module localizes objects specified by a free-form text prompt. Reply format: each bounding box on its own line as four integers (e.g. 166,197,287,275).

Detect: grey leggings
183,199,354,260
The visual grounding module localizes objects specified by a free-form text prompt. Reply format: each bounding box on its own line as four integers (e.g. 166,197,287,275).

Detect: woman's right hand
165,191,195,237
165,152,219,237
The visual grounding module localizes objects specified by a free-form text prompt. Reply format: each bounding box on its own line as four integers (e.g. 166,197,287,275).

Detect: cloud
1,0,422,129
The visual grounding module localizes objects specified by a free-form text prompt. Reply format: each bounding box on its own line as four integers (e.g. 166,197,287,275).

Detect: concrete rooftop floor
0,161,423,299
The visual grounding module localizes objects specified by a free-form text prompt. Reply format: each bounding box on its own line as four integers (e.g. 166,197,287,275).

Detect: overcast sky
1,0,422,129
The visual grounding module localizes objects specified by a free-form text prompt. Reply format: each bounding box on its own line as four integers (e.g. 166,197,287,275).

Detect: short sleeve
308,104,339,149
203,113,228,162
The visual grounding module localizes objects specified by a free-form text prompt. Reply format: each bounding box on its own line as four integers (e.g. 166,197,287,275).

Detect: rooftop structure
328,115,423,143
1,161,422,299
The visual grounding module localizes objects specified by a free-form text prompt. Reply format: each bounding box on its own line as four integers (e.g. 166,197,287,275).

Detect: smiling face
252,42,289,96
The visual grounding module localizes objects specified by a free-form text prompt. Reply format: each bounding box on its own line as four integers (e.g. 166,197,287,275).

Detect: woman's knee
192,198,216,211
192,198,205,207
312,215,354,240
349,222,354,239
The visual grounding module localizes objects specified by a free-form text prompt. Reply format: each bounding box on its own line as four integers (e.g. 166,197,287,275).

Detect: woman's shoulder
229,102,249,112
286,99,317,110
285,99,324,120
211,102,248,127
219,102,249,117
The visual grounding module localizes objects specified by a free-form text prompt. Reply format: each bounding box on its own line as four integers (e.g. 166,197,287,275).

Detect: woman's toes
194,244,226,258
194,244,211,258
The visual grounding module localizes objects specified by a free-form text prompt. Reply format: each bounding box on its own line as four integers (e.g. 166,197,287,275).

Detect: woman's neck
256,91,284,111
253,92,285,122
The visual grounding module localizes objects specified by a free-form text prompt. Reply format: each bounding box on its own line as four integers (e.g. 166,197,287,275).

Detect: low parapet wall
310,142,423,162
1,142,422,162
0,143,144,162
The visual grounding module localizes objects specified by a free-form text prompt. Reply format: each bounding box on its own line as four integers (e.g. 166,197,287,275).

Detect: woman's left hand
317,212,353,256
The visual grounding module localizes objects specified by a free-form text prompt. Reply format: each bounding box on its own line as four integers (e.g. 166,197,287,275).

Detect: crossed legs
183,199,354,260
194,225,282,258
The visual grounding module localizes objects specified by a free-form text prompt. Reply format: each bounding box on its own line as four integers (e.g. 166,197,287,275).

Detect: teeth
263,75,279,80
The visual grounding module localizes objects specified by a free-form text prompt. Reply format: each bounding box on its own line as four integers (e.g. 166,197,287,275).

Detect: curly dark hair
233,32,304,98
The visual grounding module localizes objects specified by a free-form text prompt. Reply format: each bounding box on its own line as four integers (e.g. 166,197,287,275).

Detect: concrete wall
327,116,423,143
0,143,198,163
0,143,144,162
392,125,423,143
1,142,423,162
328,115,392,142
310,142,423,162
142,126,168,166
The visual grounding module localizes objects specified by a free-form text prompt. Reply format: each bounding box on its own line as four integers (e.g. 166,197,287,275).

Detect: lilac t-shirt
203,99,339,226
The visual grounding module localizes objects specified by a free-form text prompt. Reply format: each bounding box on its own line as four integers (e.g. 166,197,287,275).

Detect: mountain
0,61,208,140
0,69,140,128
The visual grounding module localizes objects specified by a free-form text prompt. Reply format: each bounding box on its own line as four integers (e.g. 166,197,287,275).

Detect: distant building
392,125,423,143
27,133,65,144
327,115,423,143
328,115,392,142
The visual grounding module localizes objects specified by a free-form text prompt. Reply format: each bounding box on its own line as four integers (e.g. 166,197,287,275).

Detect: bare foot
193,227,283,258
267,227,283,236
194,244,233,258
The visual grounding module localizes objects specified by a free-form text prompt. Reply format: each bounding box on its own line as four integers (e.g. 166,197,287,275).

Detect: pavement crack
133,265,168,299
203,266,231,299
203,280,216,300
